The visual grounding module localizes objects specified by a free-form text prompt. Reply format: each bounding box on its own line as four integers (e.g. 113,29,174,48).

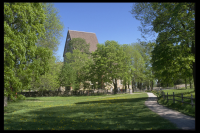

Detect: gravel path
145,93,195,130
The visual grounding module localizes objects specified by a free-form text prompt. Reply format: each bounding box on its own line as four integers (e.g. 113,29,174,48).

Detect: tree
131,42,157,90
58,62,78,91
30,55,63,92
151,40,194,89
121,44,135,91
63,37,92,90
64,49,92,90
130,3,158,42
130,43,146,90
131,3,195,89
4,3,52,101
88,44,109,90
88,41,132,94
67,38,90,54
36,3,64,56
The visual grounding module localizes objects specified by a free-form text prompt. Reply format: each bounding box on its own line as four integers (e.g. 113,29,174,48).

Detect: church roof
68,30,98,52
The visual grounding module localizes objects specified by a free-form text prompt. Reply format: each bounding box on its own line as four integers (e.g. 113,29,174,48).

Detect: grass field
155,88,195,118
4,93,179,130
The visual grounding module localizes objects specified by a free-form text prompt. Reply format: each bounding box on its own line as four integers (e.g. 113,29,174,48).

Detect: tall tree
131,44,146,90
64,37,91,90
121,44,135,91
4,3,52,101
30,55,63,92
130,3,158,42
58,62,78,91
36,3,64,56
89,41,132,94
64,49,92,90
131,3,195,89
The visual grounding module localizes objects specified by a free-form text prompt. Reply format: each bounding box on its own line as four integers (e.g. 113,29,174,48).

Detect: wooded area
4,3,195,103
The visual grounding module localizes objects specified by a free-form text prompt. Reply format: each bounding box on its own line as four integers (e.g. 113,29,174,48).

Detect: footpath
145,93,195,130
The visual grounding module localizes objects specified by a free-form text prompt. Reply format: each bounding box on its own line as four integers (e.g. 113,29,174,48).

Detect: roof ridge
69,30,96,34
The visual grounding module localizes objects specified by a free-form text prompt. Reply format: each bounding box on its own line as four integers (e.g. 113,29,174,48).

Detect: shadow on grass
75,97,148,104
4,96,179,130
23,98,41,101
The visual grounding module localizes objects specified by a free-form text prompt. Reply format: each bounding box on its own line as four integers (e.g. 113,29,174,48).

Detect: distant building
63,30,131,91
63,30,98,62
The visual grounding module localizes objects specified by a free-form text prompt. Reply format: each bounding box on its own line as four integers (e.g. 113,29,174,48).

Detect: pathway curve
145,93,195,130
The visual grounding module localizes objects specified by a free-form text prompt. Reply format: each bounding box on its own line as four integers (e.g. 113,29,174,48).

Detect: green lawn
162,88,195,95
4,93,179,130
156,88,195,118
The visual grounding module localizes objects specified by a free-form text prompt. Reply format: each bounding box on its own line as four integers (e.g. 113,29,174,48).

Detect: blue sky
53,3,157,62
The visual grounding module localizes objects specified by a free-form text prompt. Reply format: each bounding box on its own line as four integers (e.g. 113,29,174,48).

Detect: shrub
151,90,164,98
17,94,26,100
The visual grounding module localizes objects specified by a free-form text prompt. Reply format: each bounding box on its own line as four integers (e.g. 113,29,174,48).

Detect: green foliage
16,94,26,100
64,49,93,90
36,3,64,55
58,62,78,90
161,82,174,87
131,3,195,89
67,38,90,54
130,3,158,41
4,3,52,100
30,55,62,91
131,43,146,83
151,90,164,98
89,41,132,93
174,78,185,85
121,44,135,88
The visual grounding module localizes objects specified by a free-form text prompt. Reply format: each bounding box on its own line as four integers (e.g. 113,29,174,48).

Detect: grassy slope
4,93,179,130
153,88,195,118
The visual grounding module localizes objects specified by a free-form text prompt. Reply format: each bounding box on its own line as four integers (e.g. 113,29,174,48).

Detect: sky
53,3,158,62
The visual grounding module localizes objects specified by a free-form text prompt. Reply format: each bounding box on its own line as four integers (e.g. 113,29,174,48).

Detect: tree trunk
101,75,103,89
114,78,117,94
157,79,160,87
189,76,192,89
125,82,127,92
4,96,7,107
151,80,153,91
185,78,187,89
149,80,150,90
193,61,195,90
191,40,195,90
132,78,134,90
128,81,130,89
132,77,135,93
157,80,159,87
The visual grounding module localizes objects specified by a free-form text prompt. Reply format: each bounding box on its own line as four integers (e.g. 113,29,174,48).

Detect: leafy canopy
4,3,52,100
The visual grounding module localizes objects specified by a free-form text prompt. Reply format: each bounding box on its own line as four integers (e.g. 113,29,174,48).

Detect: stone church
62,30,131,91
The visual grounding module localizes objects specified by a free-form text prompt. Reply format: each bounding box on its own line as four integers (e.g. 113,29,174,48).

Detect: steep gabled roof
68,30,98,52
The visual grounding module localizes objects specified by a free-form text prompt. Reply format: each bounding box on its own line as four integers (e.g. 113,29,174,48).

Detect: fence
161,92,195,108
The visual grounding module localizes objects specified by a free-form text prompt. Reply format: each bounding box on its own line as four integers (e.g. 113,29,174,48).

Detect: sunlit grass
4,93,178,130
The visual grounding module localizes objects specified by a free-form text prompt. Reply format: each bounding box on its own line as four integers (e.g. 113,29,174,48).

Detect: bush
145,90,151,92
9,95,17,102
151,90,164,98
17,94,26,100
